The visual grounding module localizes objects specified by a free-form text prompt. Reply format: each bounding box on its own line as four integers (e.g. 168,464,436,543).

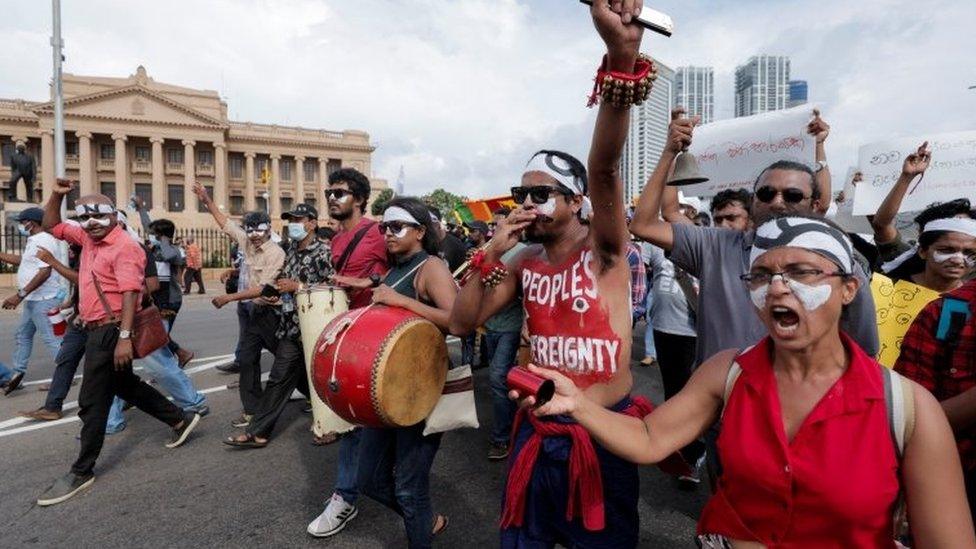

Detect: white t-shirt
19,232,66,301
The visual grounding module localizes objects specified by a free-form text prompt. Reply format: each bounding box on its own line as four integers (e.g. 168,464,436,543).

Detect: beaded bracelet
462,249,508,289
587,53,657,109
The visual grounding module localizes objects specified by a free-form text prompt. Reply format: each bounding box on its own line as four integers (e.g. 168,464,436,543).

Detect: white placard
852,131,976,215
680,105,817,198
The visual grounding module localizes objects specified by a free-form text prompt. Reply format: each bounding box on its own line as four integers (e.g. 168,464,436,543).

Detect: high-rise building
734,55,791,117
673,66,714,125
789,80,808,108
621,57,674,205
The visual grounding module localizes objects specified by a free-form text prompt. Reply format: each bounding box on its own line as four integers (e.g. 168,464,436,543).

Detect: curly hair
328,168,371,213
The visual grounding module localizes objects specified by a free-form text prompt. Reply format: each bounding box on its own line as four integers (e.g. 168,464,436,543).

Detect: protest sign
679,105,817,197
853,130,976,215
870,273,941,368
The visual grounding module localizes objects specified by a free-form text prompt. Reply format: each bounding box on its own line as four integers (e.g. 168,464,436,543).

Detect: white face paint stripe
536,197,557,216
749,276,833,313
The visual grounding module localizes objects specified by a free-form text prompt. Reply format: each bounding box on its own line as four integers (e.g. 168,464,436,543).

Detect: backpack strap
881,366,917,459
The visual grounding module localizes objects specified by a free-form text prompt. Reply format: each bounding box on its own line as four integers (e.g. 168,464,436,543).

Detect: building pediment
32,85,227,129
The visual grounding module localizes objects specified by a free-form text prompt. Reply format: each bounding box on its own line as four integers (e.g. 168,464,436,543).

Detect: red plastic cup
47,307,67,337
506,366,555,407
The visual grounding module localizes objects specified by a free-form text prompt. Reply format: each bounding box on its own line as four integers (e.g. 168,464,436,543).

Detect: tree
370,188,394,216
422,188,468,218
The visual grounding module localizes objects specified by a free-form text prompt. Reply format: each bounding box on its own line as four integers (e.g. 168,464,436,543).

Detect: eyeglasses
76,213,110,222
326,189,353,200
378,221,419,235
510,185,573,205
739,268,847,289
755,186,810,204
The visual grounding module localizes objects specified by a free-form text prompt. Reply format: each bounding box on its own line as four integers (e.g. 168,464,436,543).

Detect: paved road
0,295,705,548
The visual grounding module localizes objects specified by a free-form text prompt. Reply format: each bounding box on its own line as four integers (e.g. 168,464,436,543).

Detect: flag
394,165,405,196
453,195,516,223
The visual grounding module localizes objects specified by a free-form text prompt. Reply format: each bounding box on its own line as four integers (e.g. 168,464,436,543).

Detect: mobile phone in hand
579,0,673,37
261,284,280,298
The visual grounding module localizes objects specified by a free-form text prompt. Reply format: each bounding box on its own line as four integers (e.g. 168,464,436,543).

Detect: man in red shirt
895,278,976,522
307,167,389,537
183,236,205,294
35,179,200,507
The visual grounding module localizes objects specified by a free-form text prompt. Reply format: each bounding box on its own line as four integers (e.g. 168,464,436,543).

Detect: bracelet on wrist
587,53,657,109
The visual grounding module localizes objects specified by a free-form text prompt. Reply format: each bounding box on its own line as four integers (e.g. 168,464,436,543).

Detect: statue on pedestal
5,141,37,202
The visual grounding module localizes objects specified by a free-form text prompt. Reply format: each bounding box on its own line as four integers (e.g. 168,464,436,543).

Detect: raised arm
629,109,696,249
527,348,735,464
586,0,645,265
192,181,229,229
43,178,74,231
902,383,976,547
871,142,930,244
807,109,831,215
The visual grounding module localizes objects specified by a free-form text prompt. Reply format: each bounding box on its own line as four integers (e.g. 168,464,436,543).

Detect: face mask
932,251,975,268
749,276,833,312
287,223,308,241
17,224,30,237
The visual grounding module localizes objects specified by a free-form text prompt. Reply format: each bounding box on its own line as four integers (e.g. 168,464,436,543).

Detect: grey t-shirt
642,243,696,337
670,224,880,365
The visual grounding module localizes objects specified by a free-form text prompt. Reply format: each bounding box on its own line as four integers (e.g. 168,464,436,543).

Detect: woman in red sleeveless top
527,215,974,548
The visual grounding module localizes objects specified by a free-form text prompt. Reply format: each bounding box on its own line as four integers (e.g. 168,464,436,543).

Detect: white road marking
20,353,237,388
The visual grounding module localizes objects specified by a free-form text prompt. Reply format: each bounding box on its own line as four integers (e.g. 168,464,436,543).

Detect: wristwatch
118,329,132,340
815,160,828,173
16,289,27,299
369,273,382,288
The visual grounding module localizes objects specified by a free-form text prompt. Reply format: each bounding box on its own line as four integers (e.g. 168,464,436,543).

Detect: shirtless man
449,2,651,546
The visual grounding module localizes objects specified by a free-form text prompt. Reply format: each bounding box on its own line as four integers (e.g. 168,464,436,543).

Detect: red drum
313,305,448,428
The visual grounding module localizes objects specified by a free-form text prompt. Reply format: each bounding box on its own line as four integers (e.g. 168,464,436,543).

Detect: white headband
524,152,585,196
75,203,115,216
383,206,421,225
923,217,976,238
750,217,854,273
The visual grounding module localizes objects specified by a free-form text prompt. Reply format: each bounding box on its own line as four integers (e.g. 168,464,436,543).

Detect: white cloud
1,0,974,197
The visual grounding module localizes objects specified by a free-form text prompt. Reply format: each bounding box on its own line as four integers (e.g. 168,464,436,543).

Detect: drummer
447,5,652,546
224,203,334,448
317,197,456,548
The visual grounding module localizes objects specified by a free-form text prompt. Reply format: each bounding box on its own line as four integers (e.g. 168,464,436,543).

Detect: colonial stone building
0,66,384,227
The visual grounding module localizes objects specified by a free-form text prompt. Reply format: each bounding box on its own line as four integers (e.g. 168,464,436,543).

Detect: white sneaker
307,494,358,537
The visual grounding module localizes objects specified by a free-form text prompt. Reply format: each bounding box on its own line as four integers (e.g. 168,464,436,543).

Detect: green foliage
422,188,468,217
370,188,395,216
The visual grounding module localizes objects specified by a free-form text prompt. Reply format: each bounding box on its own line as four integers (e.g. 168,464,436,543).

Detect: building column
149,136,165,214
244,152,256,211
40,130,55,202
182,139,197,212
270,154,281,218
76,131,94,196
214,142,228,213
294,156,306,205
111,133,128,209
318,158,328,220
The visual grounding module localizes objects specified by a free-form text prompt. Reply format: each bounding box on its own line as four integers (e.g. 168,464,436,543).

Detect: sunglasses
755,186,810,204
76,213,111,223
378,221,419,235
510,185,573,205
326,189,353,200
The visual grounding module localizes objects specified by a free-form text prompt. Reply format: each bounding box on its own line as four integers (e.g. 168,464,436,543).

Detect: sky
2,0,974,198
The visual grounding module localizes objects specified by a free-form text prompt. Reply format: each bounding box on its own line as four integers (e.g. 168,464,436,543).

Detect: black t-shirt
439,233,467,273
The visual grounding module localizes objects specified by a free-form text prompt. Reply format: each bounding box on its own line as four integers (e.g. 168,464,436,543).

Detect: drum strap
324,258,431,386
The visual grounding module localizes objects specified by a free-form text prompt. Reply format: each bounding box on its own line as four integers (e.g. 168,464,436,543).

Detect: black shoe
216,362,240,374
3,372,25,395
487,442,510,461
166,412,201,449
37,473,95,506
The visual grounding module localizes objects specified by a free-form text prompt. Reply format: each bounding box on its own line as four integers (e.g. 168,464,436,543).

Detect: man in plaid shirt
895,278,976,521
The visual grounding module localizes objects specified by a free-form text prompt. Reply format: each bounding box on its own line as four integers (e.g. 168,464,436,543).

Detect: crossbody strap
334,223,374,274
720,351,743,420
91,276,119,323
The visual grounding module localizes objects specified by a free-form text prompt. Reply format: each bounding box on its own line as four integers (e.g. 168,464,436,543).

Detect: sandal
432,514,449,536
222,434,267,449
311,432,339,446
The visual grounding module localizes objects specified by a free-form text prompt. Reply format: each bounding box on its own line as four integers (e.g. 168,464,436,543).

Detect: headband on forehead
923,217,976,238
383,206,421,225
750,217,854,273
75,203,116,216
524,152,586,196
882,216,976,273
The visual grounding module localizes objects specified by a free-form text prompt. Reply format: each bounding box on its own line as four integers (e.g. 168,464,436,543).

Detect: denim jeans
0,297,63,383
485,331,521,445
461,334,476,367
107,330,207,432
335,428,362,504
44,323,88,412
643,292,656,360
233,301,250,364
357,424,443,549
